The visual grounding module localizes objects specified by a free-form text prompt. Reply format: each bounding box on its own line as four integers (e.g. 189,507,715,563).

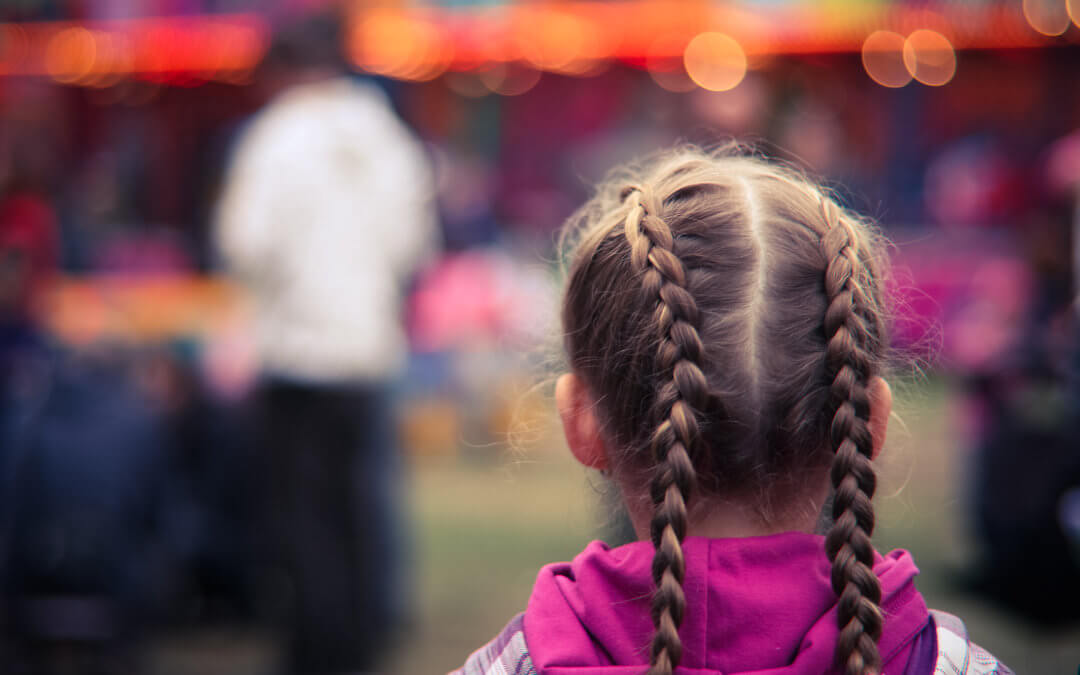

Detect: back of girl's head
559,145,890,675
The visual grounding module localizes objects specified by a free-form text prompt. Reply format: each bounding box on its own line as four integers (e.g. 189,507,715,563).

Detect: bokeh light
350,10,451,82
1024,0,1072,36
350,11,412,75
903,29,956,86
25,18,266,84
861,30,911,88
44,27,97,84
518,10,588,71
1069,0,1080,28
207,22,262,75
80,32,128,88
683,32,747,92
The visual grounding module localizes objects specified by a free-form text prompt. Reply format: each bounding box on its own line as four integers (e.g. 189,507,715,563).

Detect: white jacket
216,77,437,383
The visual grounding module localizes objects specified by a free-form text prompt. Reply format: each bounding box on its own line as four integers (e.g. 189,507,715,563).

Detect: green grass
386,379,1080,675
389,451,597,674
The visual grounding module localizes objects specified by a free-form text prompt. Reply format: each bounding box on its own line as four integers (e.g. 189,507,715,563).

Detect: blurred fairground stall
1,0,1079,451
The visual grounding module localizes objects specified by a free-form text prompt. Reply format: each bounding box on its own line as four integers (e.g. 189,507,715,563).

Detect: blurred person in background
0,147,61,599
959,136,1080,626
214,14,439,675
0,153,180,673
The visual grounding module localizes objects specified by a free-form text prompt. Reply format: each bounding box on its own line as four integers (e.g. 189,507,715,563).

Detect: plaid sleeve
448,613,537,675
930,610,1014,675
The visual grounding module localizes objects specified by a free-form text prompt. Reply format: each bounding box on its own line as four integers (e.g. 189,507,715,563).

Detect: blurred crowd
1,3,1079,674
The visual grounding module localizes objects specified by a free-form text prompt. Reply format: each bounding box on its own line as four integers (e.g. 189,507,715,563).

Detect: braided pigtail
819,197,884,675
623,188,708,675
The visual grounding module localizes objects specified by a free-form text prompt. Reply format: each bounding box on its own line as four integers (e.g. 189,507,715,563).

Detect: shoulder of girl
928,610,1015,675
450,613,537,675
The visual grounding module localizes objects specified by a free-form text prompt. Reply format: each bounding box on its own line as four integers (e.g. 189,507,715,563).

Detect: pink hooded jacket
454,532,1012,675
524,533,929,675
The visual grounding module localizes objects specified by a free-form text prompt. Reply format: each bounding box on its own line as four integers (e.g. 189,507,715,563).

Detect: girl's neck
620,474,831,542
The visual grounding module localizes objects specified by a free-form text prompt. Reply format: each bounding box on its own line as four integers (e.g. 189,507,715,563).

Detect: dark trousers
256,380,403,674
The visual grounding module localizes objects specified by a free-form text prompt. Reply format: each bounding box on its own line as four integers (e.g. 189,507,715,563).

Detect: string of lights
0,1,1077,91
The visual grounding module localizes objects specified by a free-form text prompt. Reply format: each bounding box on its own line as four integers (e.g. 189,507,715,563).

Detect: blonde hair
559,145,890,675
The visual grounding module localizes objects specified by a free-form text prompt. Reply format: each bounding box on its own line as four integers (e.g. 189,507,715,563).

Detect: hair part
559,145,890,675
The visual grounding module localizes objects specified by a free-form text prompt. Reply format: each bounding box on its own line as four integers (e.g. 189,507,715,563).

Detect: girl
452,147,1010,675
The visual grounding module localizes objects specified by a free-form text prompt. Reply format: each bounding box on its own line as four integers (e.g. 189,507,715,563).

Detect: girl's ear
867,376,892,461
555,373,609,471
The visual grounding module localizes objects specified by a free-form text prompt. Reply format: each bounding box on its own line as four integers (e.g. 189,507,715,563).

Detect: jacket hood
523,533,929,675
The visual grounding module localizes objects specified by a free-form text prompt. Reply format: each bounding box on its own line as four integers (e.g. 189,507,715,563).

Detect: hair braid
819,197,884,675
623,188,708,675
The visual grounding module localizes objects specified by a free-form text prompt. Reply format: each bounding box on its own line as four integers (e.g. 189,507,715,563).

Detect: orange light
861,30,910,88
194,21,260,74
646,34,695,93
541,12,610,79
198,23,229,74
551,59,609,77
903,29,956,86
351,11,416,75
1023,0,1071,35
80,31,126,87
1068,0,1080,28
227,22,265,72
519,10,587,71
44,27,97,83
2,4,1073,83
401,41,453,82
683,32,746,92
1,16,264,81
350,11,451,81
